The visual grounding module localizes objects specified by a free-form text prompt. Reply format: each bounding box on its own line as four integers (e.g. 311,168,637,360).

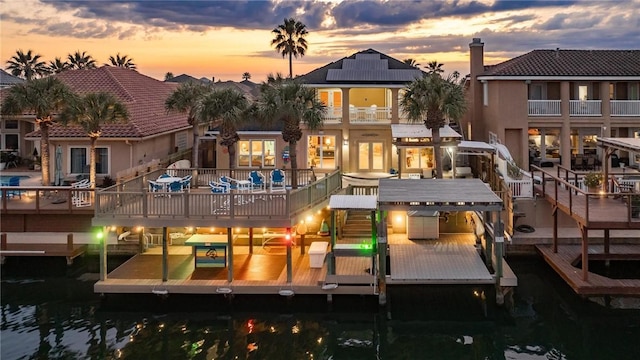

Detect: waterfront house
465,38,640,171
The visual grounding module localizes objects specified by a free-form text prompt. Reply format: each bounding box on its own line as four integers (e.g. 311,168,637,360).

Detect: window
482,82,488,106
238,140,275,167
307,135,336,169
2,134,18,150
70,146,110,174
405,147,433,169
3,120,18,130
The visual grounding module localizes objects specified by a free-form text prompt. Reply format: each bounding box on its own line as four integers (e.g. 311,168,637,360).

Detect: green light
96,232,104,240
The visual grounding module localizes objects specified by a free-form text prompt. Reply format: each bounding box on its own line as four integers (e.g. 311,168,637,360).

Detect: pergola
598,137,640,192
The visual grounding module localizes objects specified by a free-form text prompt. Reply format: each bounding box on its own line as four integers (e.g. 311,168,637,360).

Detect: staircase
341,210,373,239
448,118,465,140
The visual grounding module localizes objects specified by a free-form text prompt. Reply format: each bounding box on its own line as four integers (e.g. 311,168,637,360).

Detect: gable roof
299,49,424,85
165,73,201,83
481,50,640,78
27,66,189,139
0,69,25,87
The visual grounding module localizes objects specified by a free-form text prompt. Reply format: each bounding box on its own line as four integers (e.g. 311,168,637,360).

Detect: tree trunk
228,143,236,177
432,128,443,179
40,122,50,186
289,52,293,79
90,136,97,188
192,124,200,168
289,140,298,189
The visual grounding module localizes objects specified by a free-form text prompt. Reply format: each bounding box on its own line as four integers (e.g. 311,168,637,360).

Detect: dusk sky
2,0,639,82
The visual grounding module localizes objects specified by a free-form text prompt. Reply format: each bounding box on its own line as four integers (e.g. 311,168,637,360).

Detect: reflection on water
2,256,640,359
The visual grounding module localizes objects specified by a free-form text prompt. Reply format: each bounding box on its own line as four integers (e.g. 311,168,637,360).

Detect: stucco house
22,66,195,184
465,38,640,170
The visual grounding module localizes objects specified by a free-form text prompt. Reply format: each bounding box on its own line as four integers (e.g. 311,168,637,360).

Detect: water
2,256,640,360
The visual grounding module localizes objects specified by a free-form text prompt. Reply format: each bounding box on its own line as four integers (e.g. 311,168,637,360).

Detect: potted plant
583,171,603,192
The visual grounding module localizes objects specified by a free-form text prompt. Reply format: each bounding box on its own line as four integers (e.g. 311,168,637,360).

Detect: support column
286,227,292,283
581,226,589,281
99,228,107,281
227,228,234,282
249,227,254,254
484,212,492,268
370,210,377,277
390,88,399,123
494,218,504,281
553,207,558,253
162,227,168,282
377,211,388,306
604,228,610,268
329,210,337,275
560,81,571,169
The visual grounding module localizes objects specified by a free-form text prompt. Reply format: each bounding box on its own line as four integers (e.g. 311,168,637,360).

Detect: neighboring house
23,66,193,183
0,70,26,155
466,38,640,170
165,73,202,84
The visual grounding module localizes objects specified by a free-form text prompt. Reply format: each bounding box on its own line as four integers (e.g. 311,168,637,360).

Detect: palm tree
242,72,251,81
48,57,70,74
257,74,325,188
1,77,76,185
6,49,48,80
165,82,210,168
403,58,421,68
425,61,444,75
270,18,308,79
198,88,249,170
67,51,97,70
108,53,136,70
164,72,174,81
400,73,466,178
60,92,128,188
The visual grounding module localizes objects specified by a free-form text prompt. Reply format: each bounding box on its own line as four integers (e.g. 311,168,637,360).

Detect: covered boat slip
376,179,514,292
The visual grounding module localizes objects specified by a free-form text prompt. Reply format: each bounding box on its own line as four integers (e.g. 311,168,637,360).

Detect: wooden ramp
387,236,494,285
537,244,640,296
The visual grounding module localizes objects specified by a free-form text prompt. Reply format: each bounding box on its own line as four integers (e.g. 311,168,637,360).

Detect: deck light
209,227,215,232
306,215,313,222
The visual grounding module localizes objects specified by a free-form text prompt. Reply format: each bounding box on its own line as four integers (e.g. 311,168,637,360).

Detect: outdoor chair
180,175,192,192
168,181,183,193
5,176,23,199
248,171,266,192
209,181,230,193
585,156,595,171
71,179,91,207
270,169,286,192
148,180,163,193
219,176,238,190
158,173,171,179
574,156,584,171
210,183,230,214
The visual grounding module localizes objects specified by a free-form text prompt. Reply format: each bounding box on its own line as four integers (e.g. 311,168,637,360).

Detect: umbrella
54,145,63,186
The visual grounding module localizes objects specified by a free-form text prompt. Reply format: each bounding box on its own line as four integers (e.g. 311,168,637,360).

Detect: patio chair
574,156,584,171
585,156,595,171
270,169,286,192
71,180,91,207
158,173,171,179
168,181,183,193
209,181,230,193
148,180,163,193
210,183,230,214
5,176,23,199
180,175,192,192
219,176,238,190
248,171,266,192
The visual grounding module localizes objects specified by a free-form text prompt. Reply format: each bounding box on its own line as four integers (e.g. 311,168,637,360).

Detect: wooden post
138,231,145,254
286,227,292,283
99,229,107,281
329,210,337,275
67,233,73,251
604,228,610,268
1,233,7,265
494,219,504,282
377,212,388,306
249,227,254,254
553,206,558,253
162,227,168,282
227,228,234,283
581,227,589,281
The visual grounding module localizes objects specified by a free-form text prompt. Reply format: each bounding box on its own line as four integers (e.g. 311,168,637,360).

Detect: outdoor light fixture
343,139,349,146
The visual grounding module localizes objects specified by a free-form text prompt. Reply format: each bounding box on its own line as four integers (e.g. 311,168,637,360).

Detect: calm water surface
1,256,640,359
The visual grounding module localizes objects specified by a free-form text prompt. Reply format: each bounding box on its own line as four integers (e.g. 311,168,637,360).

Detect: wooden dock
0,234,87,265
537,244,640,296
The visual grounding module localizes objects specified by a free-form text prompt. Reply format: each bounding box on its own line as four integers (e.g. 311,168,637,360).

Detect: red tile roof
482,50,640,77
24,66,189,138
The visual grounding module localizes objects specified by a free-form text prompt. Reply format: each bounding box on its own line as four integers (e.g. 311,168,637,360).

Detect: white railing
528,100,561,116
611,100,640,117
349,106,391,124
569,100,601,116
505,177,533,198
322,106,343,123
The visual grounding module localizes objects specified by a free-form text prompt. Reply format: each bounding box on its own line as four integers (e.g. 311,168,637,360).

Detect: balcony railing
569,100,601,116
528,100,561,116
611,100,640,117
349,106,391,124
323,106,343,123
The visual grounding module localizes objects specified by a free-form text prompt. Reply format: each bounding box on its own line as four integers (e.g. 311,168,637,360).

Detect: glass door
358,142,384,171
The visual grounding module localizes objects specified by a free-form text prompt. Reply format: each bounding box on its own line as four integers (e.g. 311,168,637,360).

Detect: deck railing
349,106,391,124
528,100,561,116
569,100,601,116
611,100,640,117
95,168,342,222
1,186,95,212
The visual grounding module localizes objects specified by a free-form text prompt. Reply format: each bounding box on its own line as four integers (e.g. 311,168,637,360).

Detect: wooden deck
533,169,640,230
387,234,495,285
0,243,87,265
537,244,640,296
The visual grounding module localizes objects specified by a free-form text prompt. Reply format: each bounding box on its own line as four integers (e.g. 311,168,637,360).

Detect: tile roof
0,69,25,87
482,50,640,77
26,66,189,139
298,48,425,85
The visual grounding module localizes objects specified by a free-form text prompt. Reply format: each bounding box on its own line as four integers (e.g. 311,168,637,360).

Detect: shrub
583,172,603,188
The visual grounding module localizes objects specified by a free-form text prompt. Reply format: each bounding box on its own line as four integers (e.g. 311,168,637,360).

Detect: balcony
349,106,391,124
569,100,601,116
528,100,561,116
611,100,640,117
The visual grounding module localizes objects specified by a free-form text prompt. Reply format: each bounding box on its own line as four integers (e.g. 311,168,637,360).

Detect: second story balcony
611,100,640,117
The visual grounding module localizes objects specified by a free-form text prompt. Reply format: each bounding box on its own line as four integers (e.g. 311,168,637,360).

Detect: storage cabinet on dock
407,211,439,239
185,234,230,268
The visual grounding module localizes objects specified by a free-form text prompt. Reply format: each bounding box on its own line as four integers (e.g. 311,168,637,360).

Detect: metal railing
611,100,640,117
528,100,561,116
569,100,601,116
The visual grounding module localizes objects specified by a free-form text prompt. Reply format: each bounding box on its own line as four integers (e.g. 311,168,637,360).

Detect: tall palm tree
425,60,444,75
60,92,128,188
48,57,70,74
67,51,97,70
242,72,251,81
270,18,308,79
1,77,76,185
108,53,136,70
165,82,210,168
257,74,325,188
400,73,466,178
198,88,249,170
403,58,421,68
6,49,48,80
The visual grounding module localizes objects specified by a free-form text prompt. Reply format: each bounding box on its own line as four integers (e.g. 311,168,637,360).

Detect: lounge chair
248,171,266,192
219,176,238,190
270,169,286,192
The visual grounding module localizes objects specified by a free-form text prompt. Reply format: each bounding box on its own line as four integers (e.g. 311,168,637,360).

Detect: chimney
469,38,485,140
555,48,560,59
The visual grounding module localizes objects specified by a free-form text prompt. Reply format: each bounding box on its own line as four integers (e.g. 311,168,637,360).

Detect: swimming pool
0,175,31,184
